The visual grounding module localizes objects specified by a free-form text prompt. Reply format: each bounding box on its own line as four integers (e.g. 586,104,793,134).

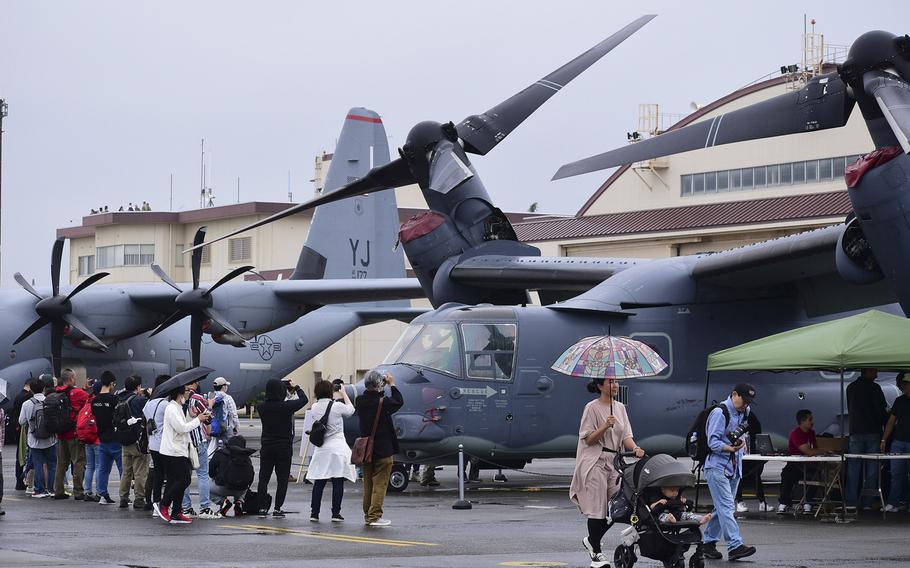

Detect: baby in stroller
609,453,706,568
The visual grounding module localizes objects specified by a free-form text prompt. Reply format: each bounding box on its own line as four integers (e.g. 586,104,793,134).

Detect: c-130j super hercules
189,18,908,487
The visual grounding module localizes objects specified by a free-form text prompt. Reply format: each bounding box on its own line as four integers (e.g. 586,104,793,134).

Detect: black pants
586,518,612,554
161,455,192,514
257,444,292,510
311,477,344,517
780,463,818,507
0,454,4,503
149,450,167,504
736,460,766,502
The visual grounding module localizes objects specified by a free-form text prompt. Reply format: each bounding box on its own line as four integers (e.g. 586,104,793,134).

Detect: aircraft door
511,368,554,447
170,349,191,373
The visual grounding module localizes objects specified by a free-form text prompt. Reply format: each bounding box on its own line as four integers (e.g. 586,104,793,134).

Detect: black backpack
685,404,730,465
223,450,255,490
31,400,54,440
307,400,334,448
113,395,143,445
243,490,272,513
43,388,75,434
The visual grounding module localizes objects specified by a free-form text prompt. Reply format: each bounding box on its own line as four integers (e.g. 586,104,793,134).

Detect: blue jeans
703,468,743,551
846,433,880,506
96,442,123,498
183,443,211,509
888,440,910,507
31,445,58,494
83,444,100,494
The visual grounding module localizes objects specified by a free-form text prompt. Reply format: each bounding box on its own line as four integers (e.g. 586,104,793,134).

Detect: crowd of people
0,368,406,526
89,201,153,214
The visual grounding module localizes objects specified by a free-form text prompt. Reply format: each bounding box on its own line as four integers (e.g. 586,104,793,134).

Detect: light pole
0,99,7,280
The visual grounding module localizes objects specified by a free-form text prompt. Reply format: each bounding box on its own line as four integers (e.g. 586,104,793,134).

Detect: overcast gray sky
0,0,905,287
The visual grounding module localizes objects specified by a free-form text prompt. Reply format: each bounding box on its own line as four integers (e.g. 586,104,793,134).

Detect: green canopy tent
706,310,910,435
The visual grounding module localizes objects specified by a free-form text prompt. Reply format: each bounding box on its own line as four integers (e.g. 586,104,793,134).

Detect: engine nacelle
835,216,883,285
211,333,247,347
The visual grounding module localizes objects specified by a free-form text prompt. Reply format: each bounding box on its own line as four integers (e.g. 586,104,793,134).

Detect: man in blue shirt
702,384,757,562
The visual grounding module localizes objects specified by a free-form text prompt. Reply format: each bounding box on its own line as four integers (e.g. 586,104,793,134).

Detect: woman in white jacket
158,386,209,525
306,380,356,522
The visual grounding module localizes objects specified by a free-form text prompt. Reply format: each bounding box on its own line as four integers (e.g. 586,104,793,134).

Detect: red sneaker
170,512,193,524
159,505,172,524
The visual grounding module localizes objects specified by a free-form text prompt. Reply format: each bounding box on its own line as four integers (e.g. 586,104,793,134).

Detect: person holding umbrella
555,336,658,568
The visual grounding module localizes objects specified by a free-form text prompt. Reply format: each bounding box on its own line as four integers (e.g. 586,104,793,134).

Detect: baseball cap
733,383,757,404
39,373,55,389
213,377,231,386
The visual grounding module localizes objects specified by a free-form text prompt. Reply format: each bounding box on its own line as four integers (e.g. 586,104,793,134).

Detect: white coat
159,399,201,458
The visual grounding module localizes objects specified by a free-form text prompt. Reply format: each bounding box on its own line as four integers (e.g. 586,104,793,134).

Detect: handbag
188,442,200,470
308,400,335,448
351,397,383,466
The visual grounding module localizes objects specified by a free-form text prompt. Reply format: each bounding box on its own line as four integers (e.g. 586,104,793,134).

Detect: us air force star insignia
250,335,282,361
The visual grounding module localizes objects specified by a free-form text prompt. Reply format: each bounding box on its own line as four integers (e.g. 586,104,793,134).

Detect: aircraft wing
448,255,647,291
270,277,424,305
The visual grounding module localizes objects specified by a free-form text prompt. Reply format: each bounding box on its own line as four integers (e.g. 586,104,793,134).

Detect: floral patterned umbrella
551,335,668,379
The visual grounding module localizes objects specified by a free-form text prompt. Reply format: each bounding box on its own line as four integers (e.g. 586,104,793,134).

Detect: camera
727,423,749,445
332,379,344,392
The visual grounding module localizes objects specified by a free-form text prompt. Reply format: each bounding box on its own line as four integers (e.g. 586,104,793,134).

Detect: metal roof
514,191,851,243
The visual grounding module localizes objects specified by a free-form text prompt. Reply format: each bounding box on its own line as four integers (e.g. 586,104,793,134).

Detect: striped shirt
0,408,5,449
184,390,209,447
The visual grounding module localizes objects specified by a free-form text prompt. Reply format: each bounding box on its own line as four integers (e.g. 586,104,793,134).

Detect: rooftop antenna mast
287,170,293,202
200,138,206,209
0,99,7,279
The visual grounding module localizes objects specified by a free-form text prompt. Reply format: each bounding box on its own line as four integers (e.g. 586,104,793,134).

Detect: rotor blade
148,309,186,337
203,265,254,297
51,237,64,298
14,272,44,300
191,314,203,368
151,264,182,293
61,313,108,351
191,227,207,290
14,317,49,345
184,158,414,253
64,272,109,303
456,14,656,156
51,320,63,380
553,71,854,180
864,70,910,154
203,308,247,344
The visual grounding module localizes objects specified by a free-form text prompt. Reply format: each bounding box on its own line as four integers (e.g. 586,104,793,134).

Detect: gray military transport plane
183,18,904,486
0,108,425,425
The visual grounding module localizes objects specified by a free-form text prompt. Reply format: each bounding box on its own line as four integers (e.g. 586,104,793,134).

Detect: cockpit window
394,323,461,377
383,324,424,365
461,323,517,381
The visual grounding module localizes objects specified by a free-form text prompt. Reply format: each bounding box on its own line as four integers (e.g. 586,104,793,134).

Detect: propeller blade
191,314,203,368
51,237,64,298
51,320,64,380
184,158,414,253
14,317,49,345
203,307,247,344
151,264,182,293
14,272,44,301
61,313,109,351
864,70,910,154
64,272,109,303
191,227,207,290
204,265,254,297
456,15,656,156
148,309,186,337
428,141,476,194
553,71,855,180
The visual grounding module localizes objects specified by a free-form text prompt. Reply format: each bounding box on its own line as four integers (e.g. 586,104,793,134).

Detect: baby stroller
607,452,705,568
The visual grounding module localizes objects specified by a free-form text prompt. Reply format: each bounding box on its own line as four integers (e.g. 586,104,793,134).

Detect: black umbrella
150,366,215,399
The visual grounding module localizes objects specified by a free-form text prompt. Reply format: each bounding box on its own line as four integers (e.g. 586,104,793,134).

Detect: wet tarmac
2,420,910,567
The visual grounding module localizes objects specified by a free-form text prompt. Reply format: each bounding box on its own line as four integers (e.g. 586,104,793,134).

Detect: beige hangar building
58,43,871,397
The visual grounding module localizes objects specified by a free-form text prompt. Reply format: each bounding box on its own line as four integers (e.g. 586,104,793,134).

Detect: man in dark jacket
355,370,403,527
210,435,256,516
12,383,33,491
91,371,122,505
255,379,307,518
846,368,889,509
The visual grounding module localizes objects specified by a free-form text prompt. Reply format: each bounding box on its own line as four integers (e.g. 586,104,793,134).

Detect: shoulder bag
307,400,335,448
188,441,200,469
351,398,383,466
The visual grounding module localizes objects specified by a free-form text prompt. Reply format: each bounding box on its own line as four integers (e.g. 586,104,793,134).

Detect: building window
175,244,184,267
78,255,95,276
95,244,154,268
229,237,252,263
200,245,211,265
680,153,863,197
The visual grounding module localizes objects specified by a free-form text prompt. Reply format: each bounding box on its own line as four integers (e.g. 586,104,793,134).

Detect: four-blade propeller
149,227,253,367
13,238,109,377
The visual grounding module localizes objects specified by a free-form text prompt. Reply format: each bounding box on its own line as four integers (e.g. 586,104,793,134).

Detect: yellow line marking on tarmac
220,524,438,548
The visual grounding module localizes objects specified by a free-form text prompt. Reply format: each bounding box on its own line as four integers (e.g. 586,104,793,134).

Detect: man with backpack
210,377,240,442
51,368,89,500
699,384,758,562
91,371,122,505
209,434,256,517
18,378,58,498
114,375,149,509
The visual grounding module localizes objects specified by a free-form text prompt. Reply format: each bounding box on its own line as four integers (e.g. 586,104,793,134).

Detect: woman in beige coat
570,377,645,568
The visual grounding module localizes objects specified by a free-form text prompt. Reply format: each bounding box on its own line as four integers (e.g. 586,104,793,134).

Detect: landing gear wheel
388,463,409,492
614,545,636,568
